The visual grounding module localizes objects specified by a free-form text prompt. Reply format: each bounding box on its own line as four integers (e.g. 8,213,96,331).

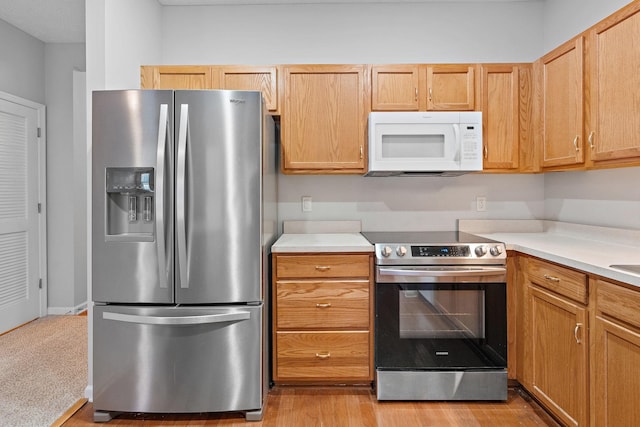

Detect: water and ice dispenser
105,167,154,241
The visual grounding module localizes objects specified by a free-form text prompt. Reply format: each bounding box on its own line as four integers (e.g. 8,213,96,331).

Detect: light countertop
271,232,374,253
459,220,640,287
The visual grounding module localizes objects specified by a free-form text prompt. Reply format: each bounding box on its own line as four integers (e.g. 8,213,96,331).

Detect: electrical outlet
302,196,312,212
476,196,487,212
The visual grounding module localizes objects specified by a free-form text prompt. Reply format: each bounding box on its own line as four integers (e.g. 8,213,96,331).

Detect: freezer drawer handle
102,311,250,326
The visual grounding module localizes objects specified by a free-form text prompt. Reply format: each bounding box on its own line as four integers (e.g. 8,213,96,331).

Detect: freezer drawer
93,304,263,414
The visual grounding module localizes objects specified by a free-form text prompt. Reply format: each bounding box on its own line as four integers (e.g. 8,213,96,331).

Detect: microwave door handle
155,104,169,289
453,123,460,161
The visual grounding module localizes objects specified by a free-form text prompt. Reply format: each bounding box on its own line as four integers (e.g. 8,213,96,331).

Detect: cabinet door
588,3,640,163
540,37,584,168
426,64,476,110
216,66,279,113
480,64,520,170
282,65,368,174
140,66,213,89
530,286,588,427
371,65,419,111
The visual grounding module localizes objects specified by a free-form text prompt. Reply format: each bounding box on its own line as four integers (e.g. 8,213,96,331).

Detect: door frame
0,91,47,318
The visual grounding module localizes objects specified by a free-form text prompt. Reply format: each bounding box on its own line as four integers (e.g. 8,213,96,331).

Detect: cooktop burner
361,231,506,266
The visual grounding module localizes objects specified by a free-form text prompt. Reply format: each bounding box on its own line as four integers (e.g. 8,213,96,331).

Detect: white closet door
0,97,42,333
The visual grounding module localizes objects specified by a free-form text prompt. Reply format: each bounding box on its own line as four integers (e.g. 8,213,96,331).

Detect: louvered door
0,94,43,333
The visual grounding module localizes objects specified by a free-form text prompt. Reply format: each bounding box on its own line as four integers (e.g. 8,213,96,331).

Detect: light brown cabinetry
281,65,369,174
521,257,589,427
586,2,640,167
140,65,279,113
272,253,373,383
538,37,585,169
371,65,420,111
480,64,535,172
140,65,213,89
592,279,640,427
213,66,279,113
426,64,477,111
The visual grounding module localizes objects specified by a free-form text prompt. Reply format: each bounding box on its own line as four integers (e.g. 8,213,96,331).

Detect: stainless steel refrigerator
91,90,277,422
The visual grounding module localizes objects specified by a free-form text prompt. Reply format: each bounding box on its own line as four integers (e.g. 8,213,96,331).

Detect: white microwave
365,111,483,177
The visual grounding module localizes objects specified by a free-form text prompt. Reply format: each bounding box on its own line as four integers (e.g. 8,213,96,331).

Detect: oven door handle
378,267,505,277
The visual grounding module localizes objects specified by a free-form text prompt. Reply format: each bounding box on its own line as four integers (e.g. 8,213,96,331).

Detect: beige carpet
0,315,87,427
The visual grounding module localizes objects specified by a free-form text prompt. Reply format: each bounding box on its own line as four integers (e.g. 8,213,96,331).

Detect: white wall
0,19,45,103
542,0,632,51
161,2,542,64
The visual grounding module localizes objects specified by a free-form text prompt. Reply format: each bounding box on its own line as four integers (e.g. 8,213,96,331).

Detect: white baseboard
48,301,88,315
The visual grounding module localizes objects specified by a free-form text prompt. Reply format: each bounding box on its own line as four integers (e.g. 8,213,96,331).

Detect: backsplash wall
278,174,545,232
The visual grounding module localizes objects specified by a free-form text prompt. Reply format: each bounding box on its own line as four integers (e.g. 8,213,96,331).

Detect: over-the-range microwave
365,111,483,177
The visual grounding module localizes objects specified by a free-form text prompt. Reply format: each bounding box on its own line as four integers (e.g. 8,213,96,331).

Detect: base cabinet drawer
275,331,370,381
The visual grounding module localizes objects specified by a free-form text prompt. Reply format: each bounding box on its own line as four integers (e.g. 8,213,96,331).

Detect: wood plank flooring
62,386,561,426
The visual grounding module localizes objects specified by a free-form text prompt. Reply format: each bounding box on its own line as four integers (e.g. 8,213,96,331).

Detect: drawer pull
574,323,583,344
543,274,561,282
315,265,331,271
315,303,332,308
315,352,331,359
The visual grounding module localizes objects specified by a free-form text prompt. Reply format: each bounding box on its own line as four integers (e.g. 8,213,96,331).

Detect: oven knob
490,245,504,256
396,246,407,257
474,245,487,257
381,246,393,257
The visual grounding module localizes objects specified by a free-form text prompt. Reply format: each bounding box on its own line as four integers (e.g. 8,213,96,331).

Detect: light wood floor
62,386,561,426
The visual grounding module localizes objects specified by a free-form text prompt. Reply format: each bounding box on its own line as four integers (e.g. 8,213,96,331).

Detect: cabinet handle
360,145,363,160
315,303,332,308
543,274,560,282
574,323,583,344
483,145,488,159
315,352,331,359
573,135,579,152
428,87,433,102
315,265,331,271
415,87,418,101
588,131,595,150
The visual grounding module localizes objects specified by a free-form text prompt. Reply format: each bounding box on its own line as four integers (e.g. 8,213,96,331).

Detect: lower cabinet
519,256,589,427
592,279,640,427
272,253,373,384
530,286,588,427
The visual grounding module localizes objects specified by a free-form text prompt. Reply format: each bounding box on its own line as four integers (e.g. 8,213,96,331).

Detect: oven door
375,265,507,371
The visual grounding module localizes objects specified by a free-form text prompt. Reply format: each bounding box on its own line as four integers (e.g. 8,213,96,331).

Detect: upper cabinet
140,65,279,114
370,64,477,111
214,66,279,114
140,66,213,90
480,64,533,172
586,2,640,166
538,37,585,170
426,64,477,111
281,64,369,174
371,65,419,111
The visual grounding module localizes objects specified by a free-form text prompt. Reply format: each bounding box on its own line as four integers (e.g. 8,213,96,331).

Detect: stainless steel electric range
361,231,508,401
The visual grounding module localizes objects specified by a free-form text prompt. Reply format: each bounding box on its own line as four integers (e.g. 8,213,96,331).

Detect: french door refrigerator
91,90,277,422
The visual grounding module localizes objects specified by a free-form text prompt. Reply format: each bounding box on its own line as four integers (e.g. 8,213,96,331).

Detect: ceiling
0,0,537,44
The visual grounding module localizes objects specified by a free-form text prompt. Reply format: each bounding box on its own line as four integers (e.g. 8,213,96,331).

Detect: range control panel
374,242,506,266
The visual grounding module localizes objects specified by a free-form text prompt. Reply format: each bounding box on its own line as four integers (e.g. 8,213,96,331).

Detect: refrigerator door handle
156,103,169,289
177,103,189,288
102,311,251,326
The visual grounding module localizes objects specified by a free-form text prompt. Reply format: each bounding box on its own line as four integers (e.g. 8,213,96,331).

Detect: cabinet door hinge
38,278,43,289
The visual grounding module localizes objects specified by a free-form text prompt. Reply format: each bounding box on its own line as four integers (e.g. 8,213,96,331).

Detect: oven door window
376,283,506,370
